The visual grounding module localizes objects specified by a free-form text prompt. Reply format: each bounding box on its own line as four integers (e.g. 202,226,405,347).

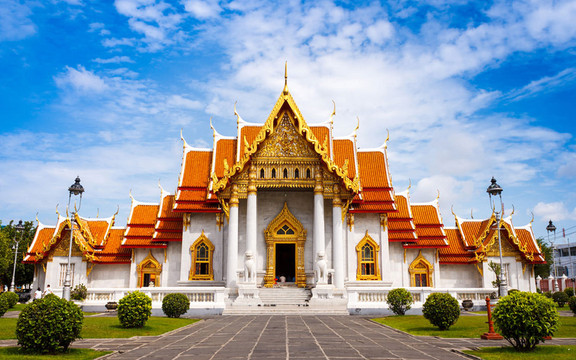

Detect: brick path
3,315,576,359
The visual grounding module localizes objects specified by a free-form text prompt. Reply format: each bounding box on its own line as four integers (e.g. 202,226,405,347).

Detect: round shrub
493,291,558,352
0,296,9,318
564,287,574,297
543,291,552,298
118,291,152,328
386,288,413,315
162,293,190,318
16,294,83,354
1,291,19,308
70,284,87,301
422,293,460,330
552,291,569,307
569,297,576,315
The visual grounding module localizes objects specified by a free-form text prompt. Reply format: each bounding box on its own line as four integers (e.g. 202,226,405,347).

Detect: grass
0,317,198,340
0,348,110,359
373,315,576,338
463,345,576,359
11,303,28,311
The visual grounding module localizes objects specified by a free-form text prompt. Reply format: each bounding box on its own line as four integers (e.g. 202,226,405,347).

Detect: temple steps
223,287,349,315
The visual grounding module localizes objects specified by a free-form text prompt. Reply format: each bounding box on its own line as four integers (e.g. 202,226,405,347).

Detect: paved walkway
3,315,576,359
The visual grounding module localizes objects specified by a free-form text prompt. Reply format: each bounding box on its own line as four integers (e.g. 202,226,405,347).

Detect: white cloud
506,68,576,102
182,0,221,19
0,0,36,41
533,202,576,222
93,56,135,64
168,95,203,110
54,65,108,93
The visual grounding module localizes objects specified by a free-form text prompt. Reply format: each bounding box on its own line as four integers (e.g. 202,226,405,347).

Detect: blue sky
1,0,576,244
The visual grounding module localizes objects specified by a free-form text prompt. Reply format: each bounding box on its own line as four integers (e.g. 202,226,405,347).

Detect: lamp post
487,177,507,298
62,176,84,301
547,220,559,292
9,220,25,292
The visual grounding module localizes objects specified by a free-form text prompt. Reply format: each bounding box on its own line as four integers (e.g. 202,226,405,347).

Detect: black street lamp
63,176,84,301
546,220,559,292
487,177,507,297
9,220,25,292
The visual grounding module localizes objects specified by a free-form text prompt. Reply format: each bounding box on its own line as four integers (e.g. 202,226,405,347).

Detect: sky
1,0,576,244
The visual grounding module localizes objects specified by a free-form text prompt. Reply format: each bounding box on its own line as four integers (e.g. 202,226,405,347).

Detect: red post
481,296,503,340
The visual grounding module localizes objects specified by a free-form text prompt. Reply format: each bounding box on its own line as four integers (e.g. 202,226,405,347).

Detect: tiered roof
24,77,543,267
439,215,545,265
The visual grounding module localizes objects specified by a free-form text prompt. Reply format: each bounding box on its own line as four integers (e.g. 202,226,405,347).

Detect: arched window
260,168,265,178
189,231,215,280
294,169,299,178
306,168,311,179
409,251,433,287
355,232,381,280
283,168,288,178
271,168,276,178
137,251,162,287
276,223,295,235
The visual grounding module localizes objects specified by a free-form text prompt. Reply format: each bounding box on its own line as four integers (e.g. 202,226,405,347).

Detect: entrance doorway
275,243,296,282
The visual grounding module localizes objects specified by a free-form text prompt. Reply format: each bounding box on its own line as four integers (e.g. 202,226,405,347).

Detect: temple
23,73,544,314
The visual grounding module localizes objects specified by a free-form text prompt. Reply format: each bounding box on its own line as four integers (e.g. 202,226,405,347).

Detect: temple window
294,169,299,179
283,168,288,178
137,251,162,287
409,251,433,287
306,168,311,179
272,168,276,178
355,232,381,280
277,223,295,235
190,232,214,280
260,168,265,179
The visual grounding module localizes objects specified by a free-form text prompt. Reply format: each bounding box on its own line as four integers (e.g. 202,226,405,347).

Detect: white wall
438,264,482,288
89,264,130,288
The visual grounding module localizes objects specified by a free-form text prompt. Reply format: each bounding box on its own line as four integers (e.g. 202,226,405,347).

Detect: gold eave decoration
212,88,361,196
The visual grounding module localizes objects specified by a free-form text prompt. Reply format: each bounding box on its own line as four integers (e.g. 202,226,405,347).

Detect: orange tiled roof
357,151,392,188
179,150,212,188
405,203,448,248
238,126,261,159
123,202,166,248
214,139,236,178
23,225,55,263
311,126,331,158
93,228,131,264
153,194,182,242
387,193,417,242
439,228,476,264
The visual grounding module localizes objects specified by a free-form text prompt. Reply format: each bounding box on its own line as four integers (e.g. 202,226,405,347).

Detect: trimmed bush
544,291,552,298
162,293,190,318
1,292,19,308
70,284,88,301
569,297,576,315
492,291,558,352
564,287,574,297
422,293,460,330
16,294,83,354
0,296,9,317
386,288,413,315
552,291,569,307
118,291,152,328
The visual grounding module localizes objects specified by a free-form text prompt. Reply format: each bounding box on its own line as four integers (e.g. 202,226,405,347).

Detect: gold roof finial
283,61,289,96
329,100,336,124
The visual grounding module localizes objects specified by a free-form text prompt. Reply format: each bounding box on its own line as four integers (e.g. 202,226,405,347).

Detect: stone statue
244,251,256,283
315,251,327,284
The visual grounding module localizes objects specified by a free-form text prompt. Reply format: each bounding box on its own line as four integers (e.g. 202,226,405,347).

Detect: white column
379,214,390,277
332,184,344,289
313,166,325,276
226,185,239,288
245,165,257,283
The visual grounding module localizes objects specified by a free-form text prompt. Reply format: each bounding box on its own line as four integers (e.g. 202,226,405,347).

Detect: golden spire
283,61,289,96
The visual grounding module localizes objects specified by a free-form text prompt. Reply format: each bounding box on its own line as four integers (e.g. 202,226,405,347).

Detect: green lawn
0,317,198,340
0,348,110,359
464,345,576,359
373,315,576,338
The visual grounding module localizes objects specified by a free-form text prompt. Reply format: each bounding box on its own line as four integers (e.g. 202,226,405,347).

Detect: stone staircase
223,287,349,315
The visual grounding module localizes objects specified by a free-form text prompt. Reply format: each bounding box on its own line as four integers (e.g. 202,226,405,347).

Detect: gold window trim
189,231,215,280
409,250,433,287
355,231,381,280
264,202,307,288
137,251,162,287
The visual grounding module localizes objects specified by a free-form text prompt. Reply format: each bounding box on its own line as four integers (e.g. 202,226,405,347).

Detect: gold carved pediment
255,114,319,159
486,233,521,258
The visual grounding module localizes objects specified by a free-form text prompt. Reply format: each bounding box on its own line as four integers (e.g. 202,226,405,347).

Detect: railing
82,287,225,308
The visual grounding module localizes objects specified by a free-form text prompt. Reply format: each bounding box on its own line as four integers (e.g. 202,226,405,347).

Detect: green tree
488,261,503,297
534,237,552,279
0,220,36,289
